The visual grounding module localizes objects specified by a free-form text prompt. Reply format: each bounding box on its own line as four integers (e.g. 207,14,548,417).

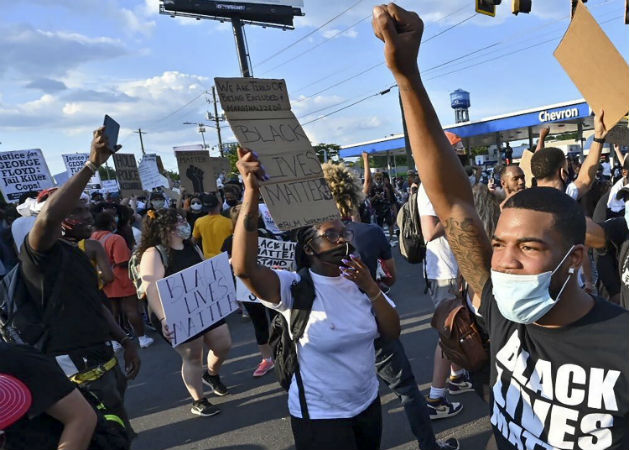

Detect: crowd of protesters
1,4,628,450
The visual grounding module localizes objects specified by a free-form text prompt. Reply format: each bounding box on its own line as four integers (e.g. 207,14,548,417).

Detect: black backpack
396,191,426,264
268,267,315,418
0,253,66,351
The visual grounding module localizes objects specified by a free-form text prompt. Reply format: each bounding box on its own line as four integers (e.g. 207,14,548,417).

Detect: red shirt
91,231,136,298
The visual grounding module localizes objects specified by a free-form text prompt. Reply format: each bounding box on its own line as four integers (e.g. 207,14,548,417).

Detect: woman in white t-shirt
232,148,400,450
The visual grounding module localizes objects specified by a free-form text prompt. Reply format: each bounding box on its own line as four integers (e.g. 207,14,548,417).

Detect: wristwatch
84,160,99,174
593,137,606,144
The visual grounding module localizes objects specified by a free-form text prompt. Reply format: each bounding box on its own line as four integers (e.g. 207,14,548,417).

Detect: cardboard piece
138,154,169,191
0,149,54,202
236,237,296,303
62,153,101,189
112,153,144,197
519,150,535,188
554,1,629,130
156,252,237,347
174,149,218,193
215,77,339,230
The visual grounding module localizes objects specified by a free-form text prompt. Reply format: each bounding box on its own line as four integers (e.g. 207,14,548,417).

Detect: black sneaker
202,372,229,396
435,437,460,450
190,398,221,417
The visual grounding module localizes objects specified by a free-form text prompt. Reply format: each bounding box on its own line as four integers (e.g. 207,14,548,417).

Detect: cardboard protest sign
157,252,237,347
138,154,169,191
236,237,296,302
174,149,218,193
607,125,629,147
112,153,144,197
62,153,101,189
519,150,535,188
215,77,339,230
0,149,54,202
554,1,629,130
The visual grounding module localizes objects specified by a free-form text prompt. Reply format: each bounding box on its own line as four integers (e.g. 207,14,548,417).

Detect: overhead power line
254,0,365,68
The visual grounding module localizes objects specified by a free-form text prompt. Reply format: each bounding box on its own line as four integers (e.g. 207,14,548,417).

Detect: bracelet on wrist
119,335,133,347
593,137,606,144
84,160,99,174
368,290,382,303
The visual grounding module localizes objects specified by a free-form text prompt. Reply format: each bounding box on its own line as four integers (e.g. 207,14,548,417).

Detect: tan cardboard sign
112,153,144,197
215,77,339,230
554,1,629,130
175,150,218,193
519,150,535,188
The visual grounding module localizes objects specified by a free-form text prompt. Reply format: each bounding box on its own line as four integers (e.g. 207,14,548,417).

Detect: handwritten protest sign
554,1,629,130
157,252,237,347
215,77,339,230
607,125,629,147
0,149,54,202
175,149,218,193
138,154,169,191
112,153,144,197
236,237,296,302
519,150,535,188
62,153,101,189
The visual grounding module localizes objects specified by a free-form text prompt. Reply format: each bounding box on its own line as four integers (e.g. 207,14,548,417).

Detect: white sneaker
138,335,154,348
111,340,122,353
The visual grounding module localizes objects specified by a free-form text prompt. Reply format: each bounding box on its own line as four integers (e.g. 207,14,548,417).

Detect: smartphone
103,115,120,153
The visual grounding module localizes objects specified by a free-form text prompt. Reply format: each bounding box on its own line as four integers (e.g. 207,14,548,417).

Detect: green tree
163,169,180,181
313,143,341,163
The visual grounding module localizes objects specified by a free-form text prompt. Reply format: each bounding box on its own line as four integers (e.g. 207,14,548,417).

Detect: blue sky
0,0,628,175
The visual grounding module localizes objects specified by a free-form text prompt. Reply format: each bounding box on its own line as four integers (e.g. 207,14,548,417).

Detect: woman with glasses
137,209,232,417
232,148,400,450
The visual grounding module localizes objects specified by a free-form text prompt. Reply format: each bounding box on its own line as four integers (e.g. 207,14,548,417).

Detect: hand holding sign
236,147,269,190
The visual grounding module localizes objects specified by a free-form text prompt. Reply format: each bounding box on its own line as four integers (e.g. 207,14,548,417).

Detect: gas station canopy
340,99,598,158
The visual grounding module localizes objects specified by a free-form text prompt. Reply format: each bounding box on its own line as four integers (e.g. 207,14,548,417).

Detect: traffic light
476,0,501,17
512,0,532,15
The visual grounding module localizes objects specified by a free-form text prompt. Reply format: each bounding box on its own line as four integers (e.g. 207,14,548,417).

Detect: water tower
450,89,470,123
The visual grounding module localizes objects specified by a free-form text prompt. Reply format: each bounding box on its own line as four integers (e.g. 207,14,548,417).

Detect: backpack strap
155,245,169,271
98,233,115,247
289,267,316,419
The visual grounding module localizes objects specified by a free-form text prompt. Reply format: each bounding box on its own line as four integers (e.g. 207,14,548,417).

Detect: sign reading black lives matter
112,153,144,197
215,77,339,230
175,150,218,193
0,149,54,202
236,237,296,303
157,252,237,347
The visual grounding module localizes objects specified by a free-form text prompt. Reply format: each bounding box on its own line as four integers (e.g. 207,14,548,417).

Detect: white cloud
0,24,126,77
321,28,358,39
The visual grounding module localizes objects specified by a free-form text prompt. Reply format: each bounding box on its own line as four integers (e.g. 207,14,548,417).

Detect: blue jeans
375,337,437,450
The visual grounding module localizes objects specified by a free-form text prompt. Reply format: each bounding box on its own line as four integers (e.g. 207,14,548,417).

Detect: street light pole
231,18,253,78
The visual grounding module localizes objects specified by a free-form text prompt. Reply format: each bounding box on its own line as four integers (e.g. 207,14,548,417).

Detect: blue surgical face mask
491,245,576,324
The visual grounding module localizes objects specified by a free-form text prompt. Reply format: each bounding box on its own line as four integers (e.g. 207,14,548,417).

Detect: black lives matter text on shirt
479,281,629,450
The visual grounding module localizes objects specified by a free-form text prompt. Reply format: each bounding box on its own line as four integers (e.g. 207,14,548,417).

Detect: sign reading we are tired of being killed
214,77,339,230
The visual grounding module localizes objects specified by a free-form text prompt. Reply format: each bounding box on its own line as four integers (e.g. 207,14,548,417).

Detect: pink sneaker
253,359,274,377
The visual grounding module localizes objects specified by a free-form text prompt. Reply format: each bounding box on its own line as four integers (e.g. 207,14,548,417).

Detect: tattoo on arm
444,216,491,295
243,213,257,232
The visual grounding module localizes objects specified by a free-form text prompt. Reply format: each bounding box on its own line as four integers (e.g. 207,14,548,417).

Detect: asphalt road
125,249,493,450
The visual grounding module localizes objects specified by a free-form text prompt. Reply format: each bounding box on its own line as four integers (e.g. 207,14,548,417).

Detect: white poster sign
138,154,169,191
236,237,296,302
0,149,54,202
61,153,102,188
258,203,282,235
156,252,237,347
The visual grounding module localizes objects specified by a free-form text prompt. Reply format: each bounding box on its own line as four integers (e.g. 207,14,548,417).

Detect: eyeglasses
311,228,354,245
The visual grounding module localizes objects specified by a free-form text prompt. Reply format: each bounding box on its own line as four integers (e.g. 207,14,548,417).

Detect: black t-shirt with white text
479,280,629,450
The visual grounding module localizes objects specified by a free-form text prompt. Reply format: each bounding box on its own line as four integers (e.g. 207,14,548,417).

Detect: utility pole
231,18,253,78
211,87,224,157
134,128,147,155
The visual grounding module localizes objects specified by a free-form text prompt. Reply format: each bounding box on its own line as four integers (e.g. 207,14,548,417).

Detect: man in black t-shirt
373,6,628,449
0,343,97,450
16,127,140,439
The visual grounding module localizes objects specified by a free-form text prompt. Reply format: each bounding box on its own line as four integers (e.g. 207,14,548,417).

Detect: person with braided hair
137,208,232,417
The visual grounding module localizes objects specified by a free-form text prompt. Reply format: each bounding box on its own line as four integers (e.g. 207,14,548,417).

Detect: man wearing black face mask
17,127,140,441
531,109,608,201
